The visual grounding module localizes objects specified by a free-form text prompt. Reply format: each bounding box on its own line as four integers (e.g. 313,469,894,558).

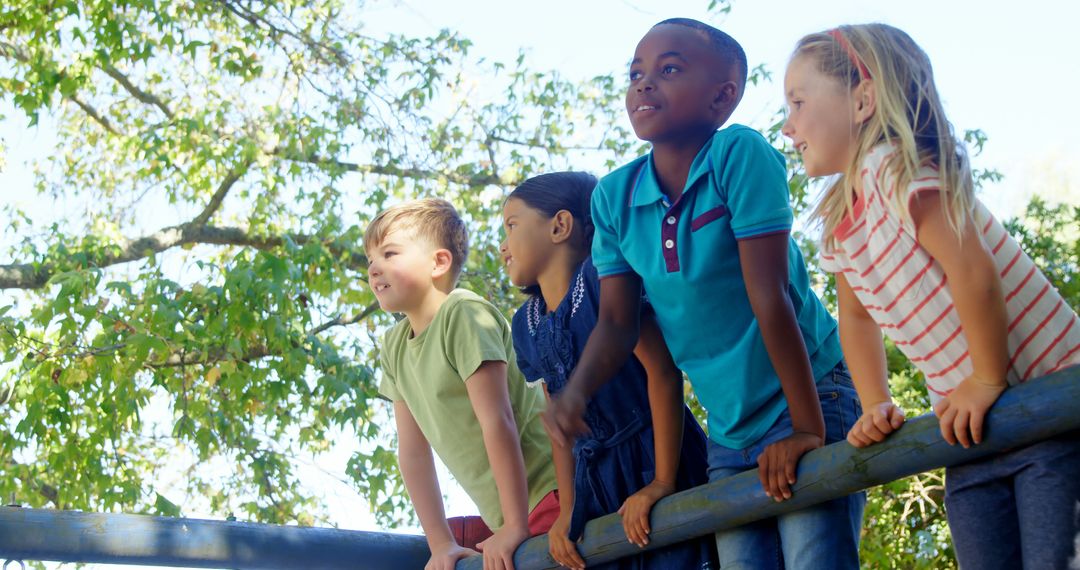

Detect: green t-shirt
378,289,557,529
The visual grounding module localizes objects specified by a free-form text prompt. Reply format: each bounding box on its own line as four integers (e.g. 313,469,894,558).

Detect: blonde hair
793,23,973,247
363,198,469,284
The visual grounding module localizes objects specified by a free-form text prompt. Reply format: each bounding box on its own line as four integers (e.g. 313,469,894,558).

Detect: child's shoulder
442,288,499,318
710,123,778,158
598,154,650,195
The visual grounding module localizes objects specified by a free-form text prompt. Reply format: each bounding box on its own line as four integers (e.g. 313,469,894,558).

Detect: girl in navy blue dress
501,172,715,569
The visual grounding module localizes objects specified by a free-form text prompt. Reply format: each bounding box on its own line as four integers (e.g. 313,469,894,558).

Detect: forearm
751,289,824,438
480,414,531,531
399,445,455,548
840,306,891,408
949,259,1009,384
549,432,576,516
647,372,683,484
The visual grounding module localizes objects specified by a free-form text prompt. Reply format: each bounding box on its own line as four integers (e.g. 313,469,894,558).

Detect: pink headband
828,29,871,80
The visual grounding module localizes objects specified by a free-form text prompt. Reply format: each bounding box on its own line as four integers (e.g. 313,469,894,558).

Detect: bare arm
912,192,1008,447
836,273,905,447
618,312,682,547
466,360,530,570
543,273,644,447
540,384,585,569
737,233,823,502
634,312,683,488
394,401,473,569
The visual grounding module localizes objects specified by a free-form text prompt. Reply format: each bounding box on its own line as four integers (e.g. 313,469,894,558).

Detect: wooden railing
1,365,1077,570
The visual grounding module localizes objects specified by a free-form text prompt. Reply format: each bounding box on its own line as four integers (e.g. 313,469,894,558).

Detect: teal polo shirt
591,124,843,449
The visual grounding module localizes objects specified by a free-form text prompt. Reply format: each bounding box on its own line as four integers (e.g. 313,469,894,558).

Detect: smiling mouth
796,142,808,153
374,283,390,293
633,105,658,113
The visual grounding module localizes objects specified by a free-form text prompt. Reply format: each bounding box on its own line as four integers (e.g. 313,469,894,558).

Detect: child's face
626,25,729,144
500,197,555,288
782,55,859,177
366,228,441,313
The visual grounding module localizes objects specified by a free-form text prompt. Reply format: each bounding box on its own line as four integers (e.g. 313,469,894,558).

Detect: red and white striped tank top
819,144,1080,404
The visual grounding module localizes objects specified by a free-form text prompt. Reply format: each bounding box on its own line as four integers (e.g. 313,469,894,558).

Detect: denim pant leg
708,442,783,570
707,363,865,570
946,429,1080,570
777,365,865,570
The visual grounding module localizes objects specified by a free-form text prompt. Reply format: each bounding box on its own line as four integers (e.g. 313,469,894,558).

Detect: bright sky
4,0,1079,568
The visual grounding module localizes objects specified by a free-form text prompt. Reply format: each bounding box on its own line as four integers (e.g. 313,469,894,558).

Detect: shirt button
664,239,675,249
666,216,677,225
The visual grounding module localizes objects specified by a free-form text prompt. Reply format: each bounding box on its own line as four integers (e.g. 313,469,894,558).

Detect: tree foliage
0,0,633,526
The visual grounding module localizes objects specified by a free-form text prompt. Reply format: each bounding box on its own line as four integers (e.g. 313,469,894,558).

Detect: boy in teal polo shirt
544,19,863,569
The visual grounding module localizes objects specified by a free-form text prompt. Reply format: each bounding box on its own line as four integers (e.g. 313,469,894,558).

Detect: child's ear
550,210,575,244
711,80,739,113
431,249,454,279
854,80,876,124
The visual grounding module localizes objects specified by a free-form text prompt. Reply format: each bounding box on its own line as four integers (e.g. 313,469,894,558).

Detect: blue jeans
945,429,1080,570
706,363,865,570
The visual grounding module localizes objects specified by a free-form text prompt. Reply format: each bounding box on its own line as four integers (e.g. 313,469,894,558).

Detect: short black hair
654,18,747,93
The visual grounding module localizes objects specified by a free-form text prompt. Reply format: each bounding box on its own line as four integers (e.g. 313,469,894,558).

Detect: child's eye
384,251,396,258
662,64,680,75
628,70,642,82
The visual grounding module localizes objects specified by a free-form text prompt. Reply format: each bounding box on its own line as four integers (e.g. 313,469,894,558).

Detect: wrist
500,521,530,535
969,372,1007,388
428,536,459,553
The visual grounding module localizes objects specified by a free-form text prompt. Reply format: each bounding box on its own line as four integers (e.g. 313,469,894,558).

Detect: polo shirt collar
628,135,716,208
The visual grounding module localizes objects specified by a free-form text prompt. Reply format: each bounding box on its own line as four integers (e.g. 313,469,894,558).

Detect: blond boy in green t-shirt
365,198,558,570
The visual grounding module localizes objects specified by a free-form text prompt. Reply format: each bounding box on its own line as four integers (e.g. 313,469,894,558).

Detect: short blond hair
363,198,469,284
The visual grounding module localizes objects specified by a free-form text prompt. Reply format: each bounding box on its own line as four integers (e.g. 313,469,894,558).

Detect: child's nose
780,117,794,138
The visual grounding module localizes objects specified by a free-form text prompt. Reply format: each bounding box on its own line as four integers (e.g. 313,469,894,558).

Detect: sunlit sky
3,0,1078,568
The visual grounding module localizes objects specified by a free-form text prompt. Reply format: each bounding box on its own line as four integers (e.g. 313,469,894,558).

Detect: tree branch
150,302,380,368
270,147,511,188
68,94,122,136
101,64,175,120
190,160,253,227
0,224,367,290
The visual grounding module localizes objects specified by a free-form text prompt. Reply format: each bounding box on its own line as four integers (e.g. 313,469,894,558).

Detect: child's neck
651,129,716,203
404,286,451,337
537,249,588,314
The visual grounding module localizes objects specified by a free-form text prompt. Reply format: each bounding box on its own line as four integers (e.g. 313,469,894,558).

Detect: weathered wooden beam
458,365,1080,569
0,507,429,570
1,367,1075,570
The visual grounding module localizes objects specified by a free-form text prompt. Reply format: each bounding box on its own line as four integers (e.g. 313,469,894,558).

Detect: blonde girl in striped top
781,23,1080,569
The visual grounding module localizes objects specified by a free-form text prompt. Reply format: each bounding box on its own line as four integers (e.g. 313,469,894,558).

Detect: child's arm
837,273,906,447
543,273,644,448
738,234,824,503
394,401,476,570
911,192,1009,448
618,312,681,548
540,384,586,570
466,360,531,570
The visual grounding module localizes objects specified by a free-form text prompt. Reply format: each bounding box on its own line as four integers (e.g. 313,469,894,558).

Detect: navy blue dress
512,258,715,569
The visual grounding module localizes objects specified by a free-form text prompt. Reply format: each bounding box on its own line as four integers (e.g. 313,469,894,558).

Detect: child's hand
757,432,822,502
542,387,590,449
933,374,1008,448
617,479,675,548
425,540,479,570
547,512,585,570
847,401,906,447
476,524,529,570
